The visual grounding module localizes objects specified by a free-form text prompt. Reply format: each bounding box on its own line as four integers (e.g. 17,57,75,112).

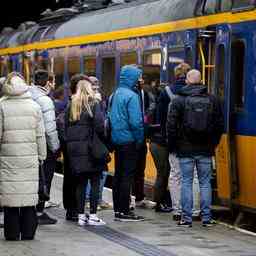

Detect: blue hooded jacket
110,65,144,145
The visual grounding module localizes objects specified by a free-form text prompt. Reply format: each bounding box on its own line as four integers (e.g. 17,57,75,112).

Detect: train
0,0,256,215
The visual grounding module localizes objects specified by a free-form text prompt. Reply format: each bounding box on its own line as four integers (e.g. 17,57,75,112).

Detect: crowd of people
0,62,224,241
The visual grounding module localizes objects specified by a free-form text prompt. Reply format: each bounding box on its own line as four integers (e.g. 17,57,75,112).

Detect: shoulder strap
165,86,176,101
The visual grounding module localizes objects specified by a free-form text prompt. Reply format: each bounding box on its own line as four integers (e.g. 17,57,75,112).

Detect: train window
54,58,65,87
231,40,245,110
68,57,80,80
168,50,184,84
120,52,137,67
204,0,217,14
143,50,161,86
185,47,193,67
233,0,255,9
221,0,232,11
216,45,225,100
102,57,116,96
84,57,96,76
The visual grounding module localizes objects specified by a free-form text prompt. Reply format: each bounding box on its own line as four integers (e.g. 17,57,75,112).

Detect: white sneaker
135,199,155,209
78,214,88,226
87,214,106,226
130,197,136,210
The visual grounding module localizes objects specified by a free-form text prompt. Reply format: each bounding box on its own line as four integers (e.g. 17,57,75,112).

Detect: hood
170,78,186,94
178,84,207,96
118,65,142,90
29,85,49,101
3,76,29,96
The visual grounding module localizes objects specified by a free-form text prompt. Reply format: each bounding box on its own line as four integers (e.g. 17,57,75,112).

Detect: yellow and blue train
0,0,255,213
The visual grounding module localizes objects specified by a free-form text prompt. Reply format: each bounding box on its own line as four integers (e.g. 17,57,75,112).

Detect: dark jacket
166,84,224,157
65,102,105,175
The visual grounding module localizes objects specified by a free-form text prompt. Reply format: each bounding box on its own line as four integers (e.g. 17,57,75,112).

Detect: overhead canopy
55,0,197,39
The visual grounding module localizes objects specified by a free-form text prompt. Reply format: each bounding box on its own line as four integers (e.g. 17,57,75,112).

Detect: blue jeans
179,156,212,223
85,171,108,204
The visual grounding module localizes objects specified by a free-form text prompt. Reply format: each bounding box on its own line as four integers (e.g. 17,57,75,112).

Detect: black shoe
38,212,57,225
66,210,78,222
173,214,181,221
115,212,145,222
155,204,173,213
21,236,34,241
5,237,20,241
177,220,192,228
0,223,3,229
202,219,216,227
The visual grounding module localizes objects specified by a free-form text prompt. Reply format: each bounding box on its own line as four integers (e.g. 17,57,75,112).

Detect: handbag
38,161,50,202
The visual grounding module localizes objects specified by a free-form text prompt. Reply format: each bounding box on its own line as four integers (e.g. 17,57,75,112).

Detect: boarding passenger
30,69,60,225
110,65,145,221
158,63,191,220
65,78,106,226
0,73,46,240
166,69,224,227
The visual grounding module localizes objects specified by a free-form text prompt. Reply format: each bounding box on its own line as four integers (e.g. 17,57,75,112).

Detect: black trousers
133,144,147,202
4,207,37,241
76,173,101,214
113,143,138,214
62,144,77,213
37,149,57,213
150,142,170,204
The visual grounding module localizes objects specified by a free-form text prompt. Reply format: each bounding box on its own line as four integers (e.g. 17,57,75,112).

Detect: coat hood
3,75,29,97
178,84,207,96
170,78,187,94
29,85,49,101
118,65,142,90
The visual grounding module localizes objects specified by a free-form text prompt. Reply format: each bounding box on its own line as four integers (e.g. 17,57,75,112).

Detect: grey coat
30,85,60,152
0,82,47,207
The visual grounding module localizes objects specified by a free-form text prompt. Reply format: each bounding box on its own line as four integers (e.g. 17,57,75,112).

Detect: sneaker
155,204,173,213
38,212,57,225
173,214,181,222
202,219,216,227
130,197,136,211
99,201,112,210
78,214,88,226
45,201,59,208
177,220,192,228
115,212,145,222
87,214,106,226
135,199,155,209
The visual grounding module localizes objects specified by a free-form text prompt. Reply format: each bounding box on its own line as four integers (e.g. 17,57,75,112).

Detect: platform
1,174,256,256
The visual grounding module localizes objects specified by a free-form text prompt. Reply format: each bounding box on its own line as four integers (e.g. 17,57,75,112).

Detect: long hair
69,79,95,122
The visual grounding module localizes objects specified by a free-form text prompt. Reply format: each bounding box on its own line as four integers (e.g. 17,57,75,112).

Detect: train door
101,57,116,96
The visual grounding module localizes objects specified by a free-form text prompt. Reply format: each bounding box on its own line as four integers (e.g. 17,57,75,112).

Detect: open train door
214,24,239,206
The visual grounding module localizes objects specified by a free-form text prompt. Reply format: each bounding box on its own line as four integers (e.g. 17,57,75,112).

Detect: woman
0,72,47,240
65,78,105,226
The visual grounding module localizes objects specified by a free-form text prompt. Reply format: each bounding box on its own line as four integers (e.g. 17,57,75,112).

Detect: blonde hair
174,63,191,79
69,80,95,122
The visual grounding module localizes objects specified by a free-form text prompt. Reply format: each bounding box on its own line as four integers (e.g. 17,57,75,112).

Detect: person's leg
20,207,38,240
169,154,182,217
133,144,147,204
179,157,195,224
196,156,212,223
76,175,87,215
85,180,91,203
113,149,122,214
4,207,20,241
89,174,100,214
98,171,108,204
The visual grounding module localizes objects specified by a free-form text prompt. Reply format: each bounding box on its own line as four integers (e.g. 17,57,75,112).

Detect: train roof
55,0,197,39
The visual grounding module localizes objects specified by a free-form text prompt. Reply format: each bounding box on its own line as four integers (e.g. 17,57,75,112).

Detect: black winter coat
65,102,105,175
166,85,224,157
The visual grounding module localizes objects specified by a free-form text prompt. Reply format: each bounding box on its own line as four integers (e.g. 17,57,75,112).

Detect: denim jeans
179,156,212,223
85,171,108,204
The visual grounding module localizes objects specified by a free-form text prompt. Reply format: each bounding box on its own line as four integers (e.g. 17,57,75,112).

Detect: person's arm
36,108,47,161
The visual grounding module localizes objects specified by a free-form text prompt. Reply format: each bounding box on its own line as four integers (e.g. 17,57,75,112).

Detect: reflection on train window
231,40,245,110
84,57,96,76
102,57,116,96
185,47,193,67
68,57,80,81
168,53,184,84
120,52,137,67
143,50,161,86
233,0,255,9
216,45,225,100
54,58,65,87
221,0,232,11
204,0,217,14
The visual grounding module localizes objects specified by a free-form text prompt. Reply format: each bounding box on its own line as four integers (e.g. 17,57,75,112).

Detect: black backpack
183,94,214,139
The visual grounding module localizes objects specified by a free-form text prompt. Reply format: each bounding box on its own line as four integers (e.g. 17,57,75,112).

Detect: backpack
183,94,214,139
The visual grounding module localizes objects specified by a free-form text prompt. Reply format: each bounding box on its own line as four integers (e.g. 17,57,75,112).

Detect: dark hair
34,69,49,87
53,86,64,99
70,73,90,95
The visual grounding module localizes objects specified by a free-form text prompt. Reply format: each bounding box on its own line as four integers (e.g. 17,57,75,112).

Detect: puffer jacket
110,65,144,145
166,84,224,157
30,85,60,152
0,79,47,207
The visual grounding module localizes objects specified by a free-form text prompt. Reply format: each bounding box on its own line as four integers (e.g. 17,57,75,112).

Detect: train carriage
0,0,256,214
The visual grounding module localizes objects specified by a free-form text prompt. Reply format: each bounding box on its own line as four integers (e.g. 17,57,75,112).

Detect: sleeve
127,94,144,144
212,97,224,147
93,103,105,137
145,92,156,122
36,108,47,161
166,98,181,153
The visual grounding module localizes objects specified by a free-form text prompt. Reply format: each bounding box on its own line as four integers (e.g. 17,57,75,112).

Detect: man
110,65,144,221
158,63,191,219
167,69,224,227
30,69,60,225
